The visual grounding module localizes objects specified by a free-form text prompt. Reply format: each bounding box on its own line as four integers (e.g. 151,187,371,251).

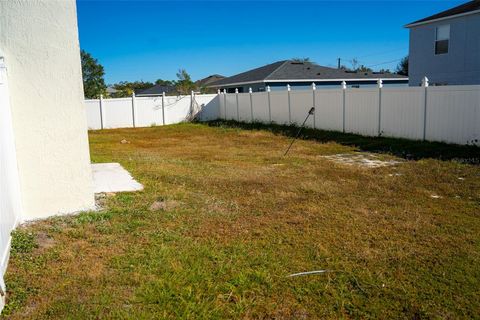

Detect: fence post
235,88,240,122
377,79,383,136
287,84,291,124
341,81,347,133
217,89,221,120
161,92,166,125
249,87,253,122
422,76,429,141
131,92,136,128
223,89,227,120
312,82,316,129
190,90,194,120
99,94,104,130
267,85,272,123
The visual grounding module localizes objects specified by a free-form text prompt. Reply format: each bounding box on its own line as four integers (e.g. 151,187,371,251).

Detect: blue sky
76,0,464,84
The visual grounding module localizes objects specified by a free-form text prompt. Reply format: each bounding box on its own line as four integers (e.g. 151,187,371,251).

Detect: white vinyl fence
85,93,220,130
218,81,480,146
0,57,22,310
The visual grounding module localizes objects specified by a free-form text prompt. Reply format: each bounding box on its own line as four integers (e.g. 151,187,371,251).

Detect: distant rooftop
406,0,480,27
195,74,225,87
210,60,407,87
135,84,176,96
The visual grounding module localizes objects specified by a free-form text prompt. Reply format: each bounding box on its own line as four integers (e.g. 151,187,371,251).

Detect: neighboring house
106,86,119,96
209,60,408,93
195,74,225,93
406,0,480,86
135,84,177,96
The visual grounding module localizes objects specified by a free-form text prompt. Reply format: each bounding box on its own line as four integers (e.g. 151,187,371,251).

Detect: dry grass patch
4,122,480,319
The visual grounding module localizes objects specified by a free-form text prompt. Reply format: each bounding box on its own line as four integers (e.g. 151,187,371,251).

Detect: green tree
291,57,311,63
155,79,175,86
80,50,106,99
112,81,154,98
175,69,195,95
356,65,373,73
396,56,409,76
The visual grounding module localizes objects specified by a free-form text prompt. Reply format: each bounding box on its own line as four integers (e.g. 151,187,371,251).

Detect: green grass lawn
4,122,480,319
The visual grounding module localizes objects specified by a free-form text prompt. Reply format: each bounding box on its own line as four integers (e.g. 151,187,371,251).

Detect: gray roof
195,74,225,87
210,60,407,87
406,0,480,27
106,86,118,94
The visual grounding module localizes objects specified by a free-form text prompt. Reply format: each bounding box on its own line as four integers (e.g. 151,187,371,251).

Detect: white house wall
0,0,95,220
408,13,480,86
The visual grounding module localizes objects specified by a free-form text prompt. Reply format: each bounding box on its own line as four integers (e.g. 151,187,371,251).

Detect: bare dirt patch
149,199,182,211
35,232,55,251
320,152,403,168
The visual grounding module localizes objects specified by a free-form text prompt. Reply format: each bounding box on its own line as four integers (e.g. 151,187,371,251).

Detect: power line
366,58,403,68
355,47,407,59
337,48,407,69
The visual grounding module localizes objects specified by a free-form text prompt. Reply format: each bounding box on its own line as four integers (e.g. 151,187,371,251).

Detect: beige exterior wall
0,0,94,219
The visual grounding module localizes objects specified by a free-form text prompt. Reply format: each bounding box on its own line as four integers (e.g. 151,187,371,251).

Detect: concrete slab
92,163,143,193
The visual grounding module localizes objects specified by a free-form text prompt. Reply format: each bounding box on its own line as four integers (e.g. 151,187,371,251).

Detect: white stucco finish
0,0,95,219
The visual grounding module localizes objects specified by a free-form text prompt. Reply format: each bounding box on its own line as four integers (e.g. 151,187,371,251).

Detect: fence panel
290,91,314,128
225,94,237,121
238,93,252,122
135,97,164,127
426,85,480,145
345,88,379,136
197,94,220,121
270,91,290,125
164,96,191,124
218,94,226,119
85,87,480,146
85,100,102,130
103,98,134,129
251,92,270,122
380,87,425,140
315,89,343,131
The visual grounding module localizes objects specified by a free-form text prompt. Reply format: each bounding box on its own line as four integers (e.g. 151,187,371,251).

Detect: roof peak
406,0,480,27
209,59,405,87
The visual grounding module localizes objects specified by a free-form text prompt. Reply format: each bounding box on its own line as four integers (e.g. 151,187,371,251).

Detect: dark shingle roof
210,61,288,86
406,0,480,27
210,60,406,87
135,84,176,96
195,74,225,87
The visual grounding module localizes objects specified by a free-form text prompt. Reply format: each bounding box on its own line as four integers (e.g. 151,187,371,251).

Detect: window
435,25,450,55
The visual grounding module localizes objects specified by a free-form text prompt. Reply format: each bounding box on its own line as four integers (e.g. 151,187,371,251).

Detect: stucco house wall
408,13,480,86
0,0,95,220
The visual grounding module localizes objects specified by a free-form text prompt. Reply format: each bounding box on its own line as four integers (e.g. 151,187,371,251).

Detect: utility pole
337,58,341,69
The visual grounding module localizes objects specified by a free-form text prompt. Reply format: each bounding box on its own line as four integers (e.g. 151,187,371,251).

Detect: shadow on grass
204,120,480,163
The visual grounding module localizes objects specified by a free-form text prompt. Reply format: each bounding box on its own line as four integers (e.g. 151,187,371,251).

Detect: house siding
409,13,480,86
